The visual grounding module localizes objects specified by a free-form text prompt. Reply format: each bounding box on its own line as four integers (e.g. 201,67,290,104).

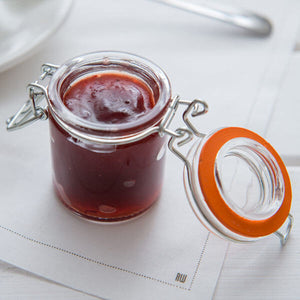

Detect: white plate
0,0,73,73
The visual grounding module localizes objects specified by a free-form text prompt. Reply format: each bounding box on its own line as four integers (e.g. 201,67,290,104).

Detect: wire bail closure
6,64,59,131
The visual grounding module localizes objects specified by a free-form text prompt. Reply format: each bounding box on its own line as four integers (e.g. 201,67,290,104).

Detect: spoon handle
152,0,272,36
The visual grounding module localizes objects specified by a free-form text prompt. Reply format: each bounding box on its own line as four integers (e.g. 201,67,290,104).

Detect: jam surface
63,73,155,124
50,73,166,222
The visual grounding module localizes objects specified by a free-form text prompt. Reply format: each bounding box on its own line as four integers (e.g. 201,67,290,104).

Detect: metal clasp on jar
6,64,58,131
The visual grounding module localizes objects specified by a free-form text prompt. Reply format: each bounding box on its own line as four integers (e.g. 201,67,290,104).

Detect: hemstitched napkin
1,0,300,299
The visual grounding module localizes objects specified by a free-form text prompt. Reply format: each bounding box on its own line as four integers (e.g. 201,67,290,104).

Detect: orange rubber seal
198,127,292,238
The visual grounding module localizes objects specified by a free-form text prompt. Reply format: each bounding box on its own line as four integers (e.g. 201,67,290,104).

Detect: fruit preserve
47,52,171,222
63,73,155,124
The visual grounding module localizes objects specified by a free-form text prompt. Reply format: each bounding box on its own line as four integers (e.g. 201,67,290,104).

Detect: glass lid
189,127,292,238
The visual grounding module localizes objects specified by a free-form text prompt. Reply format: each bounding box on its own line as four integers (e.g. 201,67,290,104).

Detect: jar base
60,199,158,224
53,181,160,223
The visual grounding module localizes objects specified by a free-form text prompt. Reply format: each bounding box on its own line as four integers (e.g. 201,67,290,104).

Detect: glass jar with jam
6,51,293,244
47,52,171,222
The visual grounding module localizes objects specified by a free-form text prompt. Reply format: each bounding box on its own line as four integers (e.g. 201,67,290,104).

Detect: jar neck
47,51,171,140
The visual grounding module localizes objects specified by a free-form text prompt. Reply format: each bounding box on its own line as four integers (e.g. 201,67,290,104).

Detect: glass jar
6,51,293,244
49,52,171,222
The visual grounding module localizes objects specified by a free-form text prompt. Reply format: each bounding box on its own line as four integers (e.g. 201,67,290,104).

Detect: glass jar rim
47,51,172,138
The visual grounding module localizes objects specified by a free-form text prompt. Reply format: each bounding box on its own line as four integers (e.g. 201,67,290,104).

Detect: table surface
1,1,300,299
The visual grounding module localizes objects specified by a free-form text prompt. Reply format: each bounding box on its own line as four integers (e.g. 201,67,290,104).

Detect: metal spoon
152,0,272,36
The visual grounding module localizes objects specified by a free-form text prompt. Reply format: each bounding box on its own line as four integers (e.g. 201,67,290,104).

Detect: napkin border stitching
0,224,209,291
189,233,210,290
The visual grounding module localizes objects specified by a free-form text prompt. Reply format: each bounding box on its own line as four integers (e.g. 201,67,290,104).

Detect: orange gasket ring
198,127,292,238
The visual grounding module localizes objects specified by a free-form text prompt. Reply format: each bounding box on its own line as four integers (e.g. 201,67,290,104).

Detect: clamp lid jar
6,51,293,244
8,51,173,222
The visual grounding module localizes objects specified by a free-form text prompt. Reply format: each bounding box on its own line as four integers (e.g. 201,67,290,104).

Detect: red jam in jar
48,52,171,222
63,73,155,124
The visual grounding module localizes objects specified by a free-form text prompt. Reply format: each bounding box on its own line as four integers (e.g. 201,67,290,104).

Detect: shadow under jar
47,52,171,222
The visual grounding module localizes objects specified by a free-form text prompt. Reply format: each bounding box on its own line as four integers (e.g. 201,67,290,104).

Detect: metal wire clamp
6,64,59,131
